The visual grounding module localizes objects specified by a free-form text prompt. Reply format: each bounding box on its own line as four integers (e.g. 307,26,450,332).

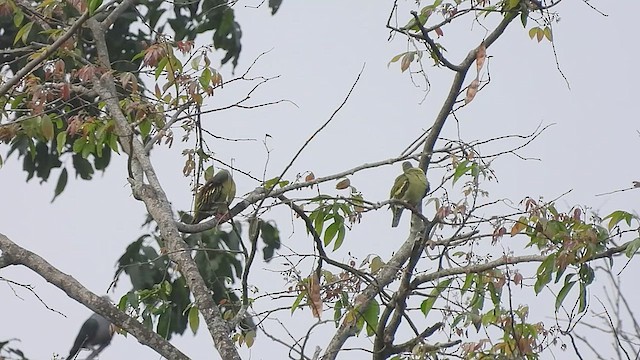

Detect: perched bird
67,301,116,360
389,161,428,228
191,169,236,224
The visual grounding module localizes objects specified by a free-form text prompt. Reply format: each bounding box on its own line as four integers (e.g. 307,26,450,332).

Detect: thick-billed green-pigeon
66,305,115,360
191,169,236,224
389,161,428,227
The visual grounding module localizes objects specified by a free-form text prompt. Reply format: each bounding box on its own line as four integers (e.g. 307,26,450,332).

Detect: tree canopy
1,1,638,360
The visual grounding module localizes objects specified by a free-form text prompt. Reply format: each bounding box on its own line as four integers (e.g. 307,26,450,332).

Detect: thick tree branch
86,18,241,360
0,233,188,359
322,12,520,359
410,242,629,288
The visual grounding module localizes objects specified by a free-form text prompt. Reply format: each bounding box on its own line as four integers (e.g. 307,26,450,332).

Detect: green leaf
579,264,594,285
155,57,169,80
244,330,256,347
56,131,67,154
72,154,94,180
41,115,54,140
578,283,587,313
603,210,634,231
51,168,68,202
452,160,472,184
324,222,339,247
188,305,199,334
291,291,306,314
81,138,95,158
313,210,326,238
72,137,86,153
625,237,640,258
157,309,170,338
387,52,408,67
544,26,553,41
108,134,120,154
200,67,212,88
420,278,453,316
534,254,555,294
361,299,380,337
14,21,33,46
555,279,576,311
520,10,528,27
333,224,346,251
461,273,474,295
139,119,152,139
13,11,24,27
333,298,344,325
89,0,103,15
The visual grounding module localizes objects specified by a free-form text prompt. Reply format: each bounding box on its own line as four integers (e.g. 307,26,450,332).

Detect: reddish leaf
400,52,415,73
309,273,322,319
513,272,523,286
572,208,582,221
143,44,166,67
61,82,70,101
434,27,444,37
176,40,194,54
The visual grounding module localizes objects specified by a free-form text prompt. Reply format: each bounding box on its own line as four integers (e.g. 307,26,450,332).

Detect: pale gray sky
1,1,638,359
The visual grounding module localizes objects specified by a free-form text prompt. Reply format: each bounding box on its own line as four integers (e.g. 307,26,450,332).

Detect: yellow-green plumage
192,169,236,224
389,161,428,228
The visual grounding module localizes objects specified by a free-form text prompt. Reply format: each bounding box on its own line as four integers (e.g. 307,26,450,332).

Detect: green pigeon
191,169,236,224
389,161,428,228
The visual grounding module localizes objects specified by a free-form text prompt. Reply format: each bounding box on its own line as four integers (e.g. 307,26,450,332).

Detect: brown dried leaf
465,78,480,104
476,43,486,72
335,178,351,190
309,273,322,319
305,171,315,182
510,221,525,236
434,27,443,37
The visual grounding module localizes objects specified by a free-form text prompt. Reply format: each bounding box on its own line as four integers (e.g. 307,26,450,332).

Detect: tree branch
0,10,92,99
0,233,189,359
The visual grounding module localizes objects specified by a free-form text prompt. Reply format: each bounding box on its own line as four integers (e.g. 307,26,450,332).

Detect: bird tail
391,207,403,228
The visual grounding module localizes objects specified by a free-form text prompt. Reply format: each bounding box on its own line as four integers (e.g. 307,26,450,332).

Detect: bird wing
192,170,235,224
390,173,409,200
67,318,98,360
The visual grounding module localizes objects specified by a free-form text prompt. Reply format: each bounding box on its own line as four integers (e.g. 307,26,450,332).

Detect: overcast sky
1,1,639,359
